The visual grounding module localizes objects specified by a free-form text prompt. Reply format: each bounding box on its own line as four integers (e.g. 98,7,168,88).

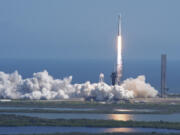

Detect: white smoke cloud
0,70,158,101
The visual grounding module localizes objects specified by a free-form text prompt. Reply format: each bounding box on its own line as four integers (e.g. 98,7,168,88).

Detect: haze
0,0,179,61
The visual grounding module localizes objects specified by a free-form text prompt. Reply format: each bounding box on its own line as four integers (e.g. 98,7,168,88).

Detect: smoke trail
0,70,158,101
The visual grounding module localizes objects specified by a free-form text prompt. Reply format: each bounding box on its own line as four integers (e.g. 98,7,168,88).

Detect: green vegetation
0,100,180,114
1,114,180,130
0,99,178,110
0,100,96,108
0,109,171,114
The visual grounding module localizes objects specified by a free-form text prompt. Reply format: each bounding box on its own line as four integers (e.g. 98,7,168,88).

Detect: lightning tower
161,54,167,97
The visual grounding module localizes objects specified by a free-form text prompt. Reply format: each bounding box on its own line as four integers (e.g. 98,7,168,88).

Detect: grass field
1,114,180,129
1,100,180,134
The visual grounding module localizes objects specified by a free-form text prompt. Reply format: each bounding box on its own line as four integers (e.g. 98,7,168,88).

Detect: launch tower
161,54,167,97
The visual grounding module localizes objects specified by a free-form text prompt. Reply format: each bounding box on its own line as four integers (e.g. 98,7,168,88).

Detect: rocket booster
118,15,121,36
116,15,122,85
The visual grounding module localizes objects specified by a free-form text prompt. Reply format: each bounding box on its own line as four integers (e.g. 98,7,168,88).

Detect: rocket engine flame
116,35,122,84
117,36,122,65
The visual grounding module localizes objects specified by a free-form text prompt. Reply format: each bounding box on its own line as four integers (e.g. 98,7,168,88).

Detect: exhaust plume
0,70,158,101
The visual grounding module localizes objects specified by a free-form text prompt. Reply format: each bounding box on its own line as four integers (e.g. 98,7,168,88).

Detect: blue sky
0,0,180,60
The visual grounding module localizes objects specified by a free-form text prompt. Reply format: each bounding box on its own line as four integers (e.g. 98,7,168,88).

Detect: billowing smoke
0,70,158,101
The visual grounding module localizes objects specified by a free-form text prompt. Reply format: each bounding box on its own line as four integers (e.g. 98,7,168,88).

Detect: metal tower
161,54,167,97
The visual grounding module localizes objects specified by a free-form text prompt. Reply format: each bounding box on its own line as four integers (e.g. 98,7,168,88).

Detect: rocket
111,15,123,85
116,15,122,85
